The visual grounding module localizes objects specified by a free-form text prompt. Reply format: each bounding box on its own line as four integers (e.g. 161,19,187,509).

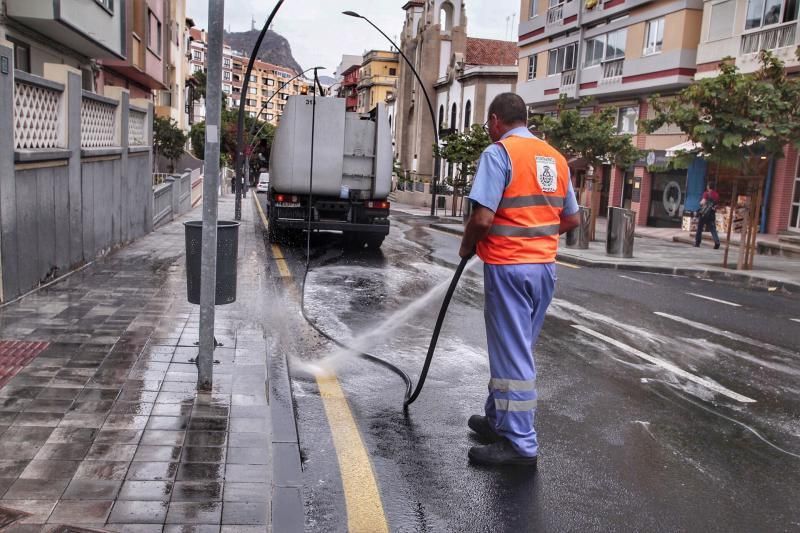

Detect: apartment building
339,64,360,112
230,58,307,126
0,0,126,90
695,0,800,235
517,0,703,228
357,50,400,113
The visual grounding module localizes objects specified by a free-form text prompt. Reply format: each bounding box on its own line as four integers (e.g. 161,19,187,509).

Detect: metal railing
740,22,797,55
561,69,577,87
546,4,564,25
601,59,624,82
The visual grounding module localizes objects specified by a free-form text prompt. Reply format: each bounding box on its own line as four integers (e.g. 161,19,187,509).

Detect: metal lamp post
342,10,441,217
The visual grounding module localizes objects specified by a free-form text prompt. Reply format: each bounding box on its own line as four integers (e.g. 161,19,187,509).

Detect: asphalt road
255,195,800,532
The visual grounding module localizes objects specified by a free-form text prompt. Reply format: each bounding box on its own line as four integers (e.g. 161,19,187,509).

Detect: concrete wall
0,47,156,302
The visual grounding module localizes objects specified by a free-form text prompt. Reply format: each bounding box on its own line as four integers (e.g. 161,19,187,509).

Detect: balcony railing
132,34,143,69
546,4,564,25
561,69,576,87
740,22,797,55
601,59,624,82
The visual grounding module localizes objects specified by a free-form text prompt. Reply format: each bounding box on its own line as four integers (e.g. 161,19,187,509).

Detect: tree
435,124,491,216
189,70,207,103
533,95,641,237
641,50,800,269
153,116,187,173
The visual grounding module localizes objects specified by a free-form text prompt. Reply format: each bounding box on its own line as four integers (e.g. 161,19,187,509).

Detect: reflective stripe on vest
477,135,570,265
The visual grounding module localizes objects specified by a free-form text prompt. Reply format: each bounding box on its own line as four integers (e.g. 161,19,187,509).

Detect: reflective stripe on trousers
483,262,556,457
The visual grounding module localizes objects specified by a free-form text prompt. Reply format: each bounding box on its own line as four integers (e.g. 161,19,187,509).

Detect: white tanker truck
267,96,393,249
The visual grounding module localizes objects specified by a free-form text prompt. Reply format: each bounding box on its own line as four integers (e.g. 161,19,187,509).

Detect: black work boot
468,440,538,467
468,415,502,443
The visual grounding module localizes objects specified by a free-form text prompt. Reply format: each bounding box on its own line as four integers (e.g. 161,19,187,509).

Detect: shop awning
665,141,700,158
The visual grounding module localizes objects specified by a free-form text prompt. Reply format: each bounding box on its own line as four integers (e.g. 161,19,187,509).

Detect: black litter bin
184,220,239,305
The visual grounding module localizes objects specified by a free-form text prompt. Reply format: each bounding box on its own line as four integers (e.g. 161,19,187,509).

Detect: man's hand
559,212,581,235
460,205,495,258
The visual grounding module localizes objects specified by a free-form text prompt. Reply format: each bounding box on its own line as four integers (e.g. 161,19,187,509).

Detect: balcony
601,59,624,83
546,4,564,26
740,22,797,55
561,69,576,87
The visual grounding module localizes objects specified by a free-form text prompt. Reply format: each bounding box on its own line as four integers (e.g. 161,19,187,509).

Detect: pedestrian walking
459,93,580,467
695,183,721,249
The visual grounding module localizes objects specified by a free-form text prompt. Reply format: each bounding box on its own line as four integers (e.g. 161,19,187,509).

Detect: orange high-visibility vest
476,135,569,265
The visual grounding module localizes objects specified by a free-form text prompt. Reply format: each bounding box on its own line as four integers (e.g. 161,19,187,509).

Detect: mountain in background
224,29,303,74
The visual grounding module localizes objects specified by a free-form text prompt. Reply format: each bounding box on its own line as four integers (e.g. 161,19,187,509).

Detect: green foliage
190,70,207,102
641,50,800,174
531,95,641,170
153,116,187,172
435,124,491,188
188,108,276,168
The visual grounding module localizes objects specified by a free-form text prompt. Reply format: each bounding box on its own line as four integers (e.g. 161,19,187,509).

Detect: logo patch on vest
535,156,558,193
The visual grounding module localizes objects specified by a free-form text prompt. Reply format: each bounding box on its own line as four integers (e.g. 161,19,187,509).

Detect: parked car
257,172,270,194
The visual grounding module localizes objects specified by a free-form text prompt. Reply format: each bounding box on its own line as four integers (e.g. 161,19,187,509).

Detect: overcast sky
189,0,520,74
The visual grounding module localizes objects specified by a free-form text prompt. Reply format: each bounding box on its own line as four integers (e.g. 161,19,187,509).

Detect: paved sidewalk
0,194,294,532
427,219,800,292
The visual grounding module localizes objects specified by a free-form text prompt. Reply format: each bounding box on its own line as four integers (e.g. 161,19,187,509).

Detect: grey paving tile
222,483,268,503
110,402,155,416
220,526,264,533
187,418,227,432
183,432,226,448
107,500,168,524
220,502,267,526
22,399,73,414
2,478,69,499
117,391,158,404
1,426,55,443
104,524,164,533
72,461,130,481
145,417,189,431
118,481,173,502
47,499,113,524
85,444,138,463
164,502,221,525
45,427,97,444
0,442,44,460
139,430,184,447
180,447,225,464
0,477,14,498
225,448,268,466
0,461,29,478
132,446,182,463
100,416,149,431
150,404,193,417
31,443,91,461
58,413,106,429
226,433,268,449
175,463,224,482
0,499,58,525
9,413,62,427
61,479,122,500
69,400,115,414
124,462,178,481
222,465,268,484
94,430,143,445
163,525,220,533
170,481,223,502
19,460,81,480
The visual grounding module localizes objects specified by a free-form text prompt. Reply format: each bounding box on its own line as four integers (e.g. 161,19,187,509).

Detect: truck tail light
291,195,298,202
275,194,286,202
367,201,390,209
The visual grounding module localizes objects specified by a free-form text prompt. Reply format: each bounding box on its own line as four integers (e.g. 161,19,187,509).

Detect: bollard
606,207,636,258
566,206,591,249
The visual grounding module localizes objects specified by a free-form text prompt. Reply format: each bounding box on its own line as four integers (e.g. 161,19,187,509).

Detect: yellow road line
253,196,388,532
316,375,390,533
556,260,581,269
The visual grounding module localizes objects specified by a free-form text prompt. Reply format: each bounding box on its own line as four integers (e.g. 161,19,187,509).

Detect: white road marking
619,275,654,286
791,318,800,324
686,292,741,307
654,312,796,359
571,324,756,404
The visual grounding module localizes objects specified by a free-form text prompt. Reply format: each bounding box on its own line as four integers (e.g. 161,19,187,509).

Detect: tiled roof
465,38,518,67
189,28,204,42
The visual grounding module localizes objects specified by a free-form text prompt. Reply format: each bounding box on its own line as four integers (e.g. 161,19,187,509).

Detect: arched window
450,103,457,132
438,105,444,130
440,1,455,32
463,100,472,131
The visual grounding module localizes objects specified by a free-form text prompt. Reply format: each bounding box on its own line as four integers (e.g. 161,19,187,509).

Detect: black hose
299,252,469,409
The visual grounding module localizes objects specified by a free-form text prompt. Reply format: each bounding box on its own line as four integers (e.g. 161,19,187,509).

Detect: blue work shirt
468,127,579,215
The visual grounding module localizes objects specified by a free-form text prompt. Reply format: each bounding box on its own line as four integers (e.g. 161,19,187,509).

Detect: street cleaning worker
459,93,580,467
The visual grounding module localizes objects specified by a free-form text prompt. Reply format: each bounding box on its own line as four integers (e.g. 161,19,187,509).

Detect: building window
249,111,256,118
248,87,257,94
147,9,162,56
267,102,274,109
389,68,397,76
438,105,445,130
8,38,30,73
584,29,626,67
193,50,202,61
267,79,275,86
527,55,537,80
223,71,231,81
267,114,274,120
617,106,638,134
708,0,737,41
644,18,665,55
249,75,257,82
579,106,594,117
530,0,538,18
223,58,231,68
246,99,256,107
222,84,232,94
745,0,798,29
464,100,472,130
450,103,457,131
192,64,202,73
547,43,577,75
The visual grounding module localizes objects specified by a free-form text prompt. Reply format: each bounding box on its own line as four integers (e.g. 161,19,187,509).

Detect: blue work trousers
483,262,556,457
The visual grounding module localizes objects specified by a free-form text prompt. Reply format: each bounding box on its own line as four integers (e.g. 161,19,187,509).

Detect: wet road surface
255,195,800,532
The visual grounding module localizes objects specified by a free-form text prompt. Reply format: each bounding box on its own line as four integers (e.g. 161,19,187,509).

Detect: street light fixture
342,10,441,217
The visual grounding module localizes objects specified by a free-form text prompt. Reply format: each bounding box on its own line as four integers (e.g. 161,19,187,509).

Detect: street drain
0,505,31,529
